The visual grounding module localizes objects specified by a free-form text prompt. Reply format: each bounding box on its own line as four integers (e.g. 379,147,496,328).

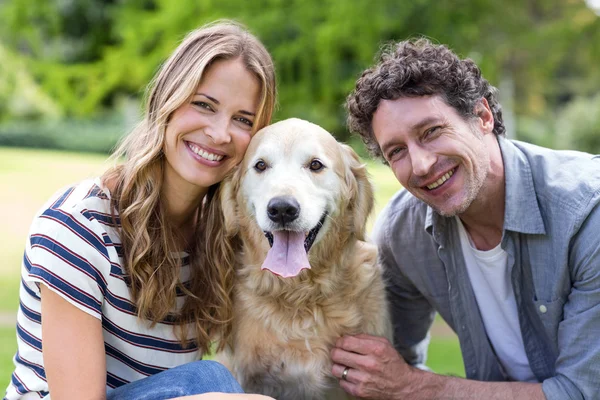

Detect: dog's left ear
341,144,374,240
218,165,242,237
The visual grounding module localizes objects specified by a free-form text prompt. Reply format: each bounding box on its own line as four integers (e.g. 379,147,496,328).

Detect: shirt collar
424,135,545,238
498,136,545,234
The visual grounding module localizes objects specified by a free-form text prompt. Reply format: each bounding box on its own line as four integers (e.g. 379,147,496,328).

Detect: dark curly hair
346,38,505,160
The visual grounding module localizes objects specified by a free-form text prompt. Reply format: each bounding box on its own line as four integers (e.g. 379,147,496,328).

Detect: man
330,38,600,399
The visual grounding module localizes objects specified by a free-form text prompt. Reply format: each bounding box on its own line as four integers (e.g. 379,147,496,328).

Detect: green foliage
555,94,600,154
0,0,599,149
0,117,127,153
517,93,600,155
0,44,62,121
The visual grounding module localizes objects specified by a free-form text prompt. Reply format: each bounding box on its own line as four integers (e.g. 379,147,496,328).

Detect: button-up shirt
373,135,600,399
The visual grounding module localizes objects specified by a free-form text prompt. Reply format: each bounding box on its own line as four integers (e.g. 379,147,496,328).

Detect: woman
5,21,276,400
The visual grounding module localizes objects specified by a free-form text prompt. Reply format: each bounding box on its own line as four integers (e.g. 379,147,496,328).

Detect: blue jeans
106,360,244,400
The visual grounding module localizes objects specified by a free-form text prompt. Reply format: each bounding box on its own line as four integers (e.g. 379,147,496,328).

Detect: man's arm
331,334,544,400
371,202,436,368
540,200,600,399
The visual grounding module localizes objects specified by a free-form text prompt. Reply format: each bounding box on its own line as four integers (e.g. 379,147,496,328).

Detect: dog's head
221,118,373,278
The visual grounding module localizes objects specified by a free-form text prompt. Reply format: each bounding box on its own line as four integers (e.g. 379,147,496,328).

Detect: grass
0,327,16,392
0,147,109,310
0,146,463,392
428,336,465,376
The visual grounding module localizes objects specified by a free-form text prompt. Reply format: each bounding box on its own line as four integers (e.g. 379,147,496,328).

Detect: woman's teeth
187,142,224,162
427,169,454,190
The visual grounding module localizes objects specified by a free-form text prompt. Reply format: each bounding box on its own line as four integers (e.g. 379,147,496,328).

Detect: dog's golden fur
218,118,391,399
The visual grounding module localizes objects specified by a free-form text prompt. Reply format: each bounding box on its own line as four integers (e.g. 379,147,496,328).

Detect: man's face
372,95,493,217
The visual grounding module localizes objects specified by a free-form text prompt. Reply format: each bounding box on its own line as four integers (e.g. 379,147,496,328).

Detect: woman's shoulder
23,178,121,319
28,177,119,253
37,177,114,218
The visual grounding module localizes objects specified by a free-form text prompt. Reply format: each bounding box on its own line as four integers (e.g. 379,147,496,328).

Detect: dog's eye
254,160,267,172
309,159,324,172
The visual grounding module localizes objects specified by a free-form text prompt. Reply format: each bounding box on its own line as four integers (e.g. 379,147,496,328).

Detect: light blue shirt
373,135,600,399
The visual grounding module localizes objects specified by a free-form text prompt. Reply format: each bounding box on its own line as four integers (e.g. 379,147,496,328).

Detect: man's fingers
330,346,371,370
332,363,349,381
354,333,391,344
333,362,371,385
334,334,390,355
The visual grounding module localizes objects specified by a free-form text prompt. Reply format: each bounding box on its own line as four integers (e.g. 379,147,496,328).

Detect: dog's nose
267,196,300,224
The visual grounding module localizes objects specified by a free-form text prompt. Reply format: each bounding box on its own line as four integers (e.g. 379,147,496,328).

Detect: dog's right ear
341,144,375,241
219,165,242,237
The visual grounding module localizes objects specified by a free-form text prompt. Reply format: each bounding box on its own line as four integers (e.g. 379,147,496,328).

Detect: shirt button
539,305,548,314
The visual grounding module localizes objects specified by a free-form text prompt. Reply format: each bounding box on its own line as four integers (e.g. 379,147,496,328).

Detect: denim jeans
106,360,244,400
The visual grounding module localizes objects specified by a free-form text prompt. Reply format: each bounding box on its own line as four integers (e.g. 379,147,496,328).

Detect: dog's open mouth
263,213,326,252
261,213,327,278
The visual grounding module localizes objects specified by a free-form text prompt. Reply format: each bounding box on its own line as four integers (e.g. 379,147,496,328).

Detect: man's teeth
427,170,454,190
188,142,224,162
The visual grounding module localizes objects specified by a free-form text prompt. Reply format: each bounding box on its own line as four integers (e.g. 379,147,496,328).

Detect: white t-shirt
456,217,536,382
5,179,201,399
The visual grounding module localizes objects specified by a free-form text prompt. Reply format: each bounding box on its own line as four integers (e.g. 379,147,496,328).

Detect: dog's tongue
262,231,310,278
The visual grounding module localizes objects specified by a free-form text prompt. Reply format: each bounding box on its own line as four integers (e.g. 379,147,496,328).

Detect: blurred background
2,0,600,391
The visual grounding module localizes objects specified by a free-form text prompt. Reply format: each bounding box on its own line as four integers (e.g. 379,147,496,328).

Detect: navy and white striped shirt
5,179,201,399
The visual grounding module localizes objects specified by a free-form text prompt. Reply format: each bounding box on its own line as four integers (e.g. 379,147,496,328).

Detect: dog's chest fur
227,243,383,400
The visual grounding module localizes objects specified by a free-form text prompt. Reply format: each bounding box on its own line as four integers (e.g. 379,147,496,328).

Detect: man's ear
475,97,495,134
341,144,374,241
218,166,242,237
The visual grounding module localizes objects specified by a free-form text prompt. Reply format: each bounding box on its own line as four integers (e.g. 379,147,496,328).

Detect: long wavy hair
102,20,276,354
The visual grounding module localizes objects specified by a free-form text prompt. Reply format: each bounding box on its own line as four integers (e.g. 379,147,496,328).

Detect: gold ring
342,366,350,381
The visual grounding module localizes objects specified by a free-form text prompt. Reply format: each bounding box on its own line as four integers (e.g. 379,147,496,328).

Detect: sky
586,0,600,14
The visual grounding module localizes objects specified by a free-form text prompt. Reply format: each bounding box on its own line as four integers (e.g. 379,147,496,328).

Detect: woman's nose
205,117,231,145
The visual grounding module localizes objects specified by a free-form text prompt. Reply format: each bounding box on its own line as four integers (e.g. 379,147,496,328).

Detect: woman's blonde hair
102,20,276,354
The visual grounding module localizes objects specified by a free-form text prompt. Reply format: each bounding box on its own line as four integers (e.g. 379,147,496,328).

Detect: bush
555,94,600,155
0,116,128,154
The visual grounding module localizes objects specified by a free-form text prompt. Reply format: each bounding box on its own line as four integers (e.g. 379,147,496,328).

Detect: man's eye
388,147,406,160
254,160,267,172
308,159,324,171
425,126,441,138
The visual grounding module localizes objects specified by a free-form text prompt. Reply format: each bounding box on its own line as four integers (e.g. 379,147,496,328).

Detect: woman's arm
41,284,107,400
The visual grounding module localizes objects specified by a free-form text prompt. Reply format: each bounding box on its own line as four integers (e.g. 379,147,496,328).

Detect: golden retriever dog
217,118,391,399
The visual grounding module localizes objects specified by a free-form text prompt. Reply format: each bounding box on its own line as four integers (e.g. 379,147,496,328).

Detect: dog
217,118,391,399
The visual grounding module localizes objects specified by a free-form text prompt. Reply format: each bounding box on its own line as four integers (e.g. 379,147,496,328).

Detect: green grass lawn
428,336,465,376
0,326,16,393
0,146,463,392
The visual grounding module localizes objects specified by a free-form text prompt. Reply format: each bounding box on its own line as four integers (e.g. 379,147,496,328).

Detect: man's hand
330,333,545,400
330,333,417,399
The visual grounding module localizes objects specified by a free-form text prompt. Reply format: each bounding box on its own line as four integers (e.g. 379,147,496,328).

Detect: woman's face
163,57,261,199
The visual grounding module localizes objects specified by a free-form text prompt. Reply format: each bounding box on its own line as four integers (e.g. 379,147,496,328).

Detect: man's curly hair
346,38,505,160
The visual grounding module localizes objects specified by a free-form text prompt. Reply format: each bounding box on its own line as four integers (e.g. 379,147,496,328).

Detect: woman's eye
254,160,267,172
192,101,213,111
235,116,254,128
309,159,324,171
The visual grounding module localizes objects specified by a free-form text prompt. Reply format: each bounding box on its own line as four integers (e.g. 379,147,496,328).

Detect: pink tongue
261,231,311,278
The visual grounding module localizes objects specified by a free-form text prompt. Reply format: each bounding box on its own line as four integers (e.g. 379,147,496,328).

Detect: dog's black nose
267,196,300,224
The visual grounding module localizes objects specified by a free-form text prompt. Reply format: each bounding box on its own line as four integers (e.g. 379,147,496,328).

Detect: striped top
5,179,201,400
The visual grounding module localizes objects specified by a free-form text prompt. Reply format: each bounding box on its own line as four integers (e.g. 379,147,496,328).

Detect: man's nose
409,145,437,177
